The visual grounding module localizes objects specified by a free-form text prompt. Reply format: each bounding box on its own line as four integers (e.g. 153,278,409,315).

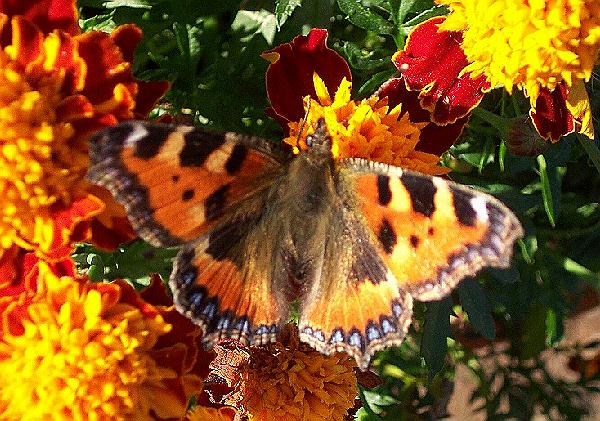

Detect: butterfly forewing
341,158,523,301
87,121,288,247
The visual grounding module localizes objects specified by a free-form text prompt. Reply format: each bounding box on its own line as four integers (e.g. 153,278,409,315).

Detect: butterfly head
304,118,333,161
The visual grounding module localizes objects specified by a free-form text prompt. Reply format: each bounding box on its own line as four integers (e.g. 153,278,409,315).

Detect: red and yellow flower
0,0,168,274
394,0,600,142
263,28,472,173
0,260,209,420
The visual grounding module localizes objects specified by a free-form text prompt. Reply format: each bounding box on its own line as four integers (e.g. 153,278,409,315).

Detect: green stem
577,134,600,175
473,107,509,136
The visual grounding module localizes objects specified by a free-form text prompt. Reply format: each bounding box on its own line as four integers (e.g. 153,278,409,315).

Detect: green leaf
73,241,179,288
458,278,496,340
537,154,556,227
275,0,302,28
521,302,548,359
421,297,452,378
341,42,392,71
101,0,152,8
577,135,600,175
337,0,395,35
232,10,278,45
356,69,396,98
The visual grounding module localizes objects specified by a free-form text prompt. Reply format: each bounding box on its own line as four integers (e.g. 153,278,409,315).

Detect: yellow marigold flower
237,341,357,421
283,74,449,176
0,261,198,421
437,0,600,102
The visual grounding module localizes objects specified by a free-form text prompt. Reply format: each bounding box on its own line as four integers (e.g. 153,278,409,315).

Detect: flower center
283,73,449,176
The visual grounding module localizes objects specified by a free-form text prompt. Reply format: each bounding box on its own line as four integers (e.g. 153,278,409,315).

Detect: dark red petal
530,83,575,141
10,15,42,66
133,80,170,118
378,77,467,155
393,17,489,124
0,0,79,35
264,28,351,124
111,23,142,63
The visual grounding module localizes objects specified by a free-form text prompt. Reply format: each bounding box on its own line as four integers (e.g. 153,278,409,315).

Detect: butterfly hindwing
87,121,289,247
298,199,414,370
342,158,523,301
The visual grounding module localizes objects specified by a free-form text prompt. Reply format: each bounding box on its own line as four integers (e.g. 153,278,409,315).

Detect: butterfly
87,119,523,369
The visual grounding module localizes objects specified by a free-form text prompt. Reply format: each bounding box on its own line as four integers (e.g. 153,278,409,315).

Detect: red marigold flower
395,1,600,142
264,28,468,160
0,1,168,272
0,260,209,420
391,17,490,125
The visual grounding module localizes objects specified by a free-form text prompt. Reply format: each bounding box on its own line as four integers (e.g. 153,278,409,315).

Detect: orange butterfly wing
88,121,291,347
87,121,289,247
345,159,523,301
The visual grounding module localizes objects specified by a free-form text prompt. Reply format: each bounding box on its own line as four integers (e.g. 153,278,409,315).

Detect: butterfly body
88,120,523,369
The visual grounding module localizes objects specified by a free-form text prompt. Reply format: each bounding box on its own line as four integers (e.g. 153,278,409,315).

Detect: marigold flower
265,28,468,160
396,2,599,141
438,0,599,141
0,1,168,267
208,328,357,421
284,74,449,176
0,261,207,420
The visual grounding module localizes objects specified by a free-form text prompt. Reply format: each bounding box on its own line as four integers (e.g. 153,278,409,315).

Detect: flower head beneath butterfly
394,0,600,142
262,28,479,172
204,325,357,421
0,262,210,420
0,0,168,275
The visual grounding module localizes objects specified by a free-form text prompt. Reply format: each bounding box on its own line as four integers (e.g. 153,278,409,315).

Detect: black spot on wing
133,124,174,159
180,130,225,167
400,173,436,217
377,175,392,206
451,186,477,227
172,174,180,182
205,185,229,221
182,189,195,201
410,235,420,248
378,218,397,254
225,143,248,174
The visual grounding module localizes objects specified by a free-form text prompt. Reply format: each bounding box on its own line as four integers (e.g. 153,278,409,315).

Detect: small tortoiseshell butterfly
87,119,523,369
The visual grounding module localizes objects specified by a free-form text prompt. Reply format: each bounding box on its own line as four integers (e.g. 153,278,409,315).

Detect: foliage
76,0,600,418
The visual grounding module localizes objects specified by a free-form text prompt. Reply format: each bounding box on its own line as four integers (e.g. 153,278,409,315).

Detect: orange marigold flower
0,261,206,420
284,74,449,176
0,2,168,266
207,329,358,421
241,341,356,420
264,28,467,161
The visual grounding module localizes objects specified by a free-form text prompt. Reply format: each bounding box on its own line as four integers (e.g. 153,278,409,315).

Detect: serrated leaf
337,0,395,35
275,0,302,28
232,10,277,44
421,297,452,378
458,278,496,340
